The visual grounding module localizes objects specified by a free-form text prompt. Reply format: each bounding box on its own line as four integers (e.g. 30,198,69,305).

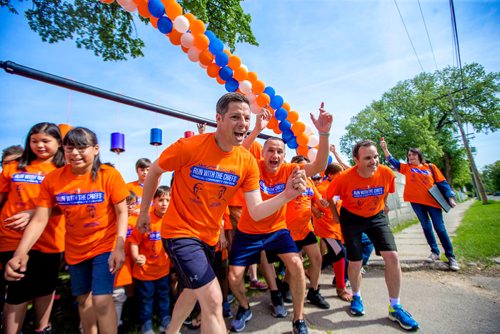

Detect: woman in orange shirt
0,122,65,334
5,127,129,334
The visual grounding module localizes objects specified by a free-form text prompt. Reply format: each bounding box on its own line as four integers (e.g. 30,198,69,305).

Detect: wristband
319,132,330,136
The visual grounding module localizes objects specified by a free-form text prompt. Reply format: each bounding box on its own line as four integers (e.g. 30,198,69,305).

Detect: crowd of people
0,92,460,334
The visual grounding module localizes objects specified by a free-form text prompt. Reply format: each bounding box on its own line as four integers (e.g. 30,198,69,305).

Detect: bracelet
319,132,330,136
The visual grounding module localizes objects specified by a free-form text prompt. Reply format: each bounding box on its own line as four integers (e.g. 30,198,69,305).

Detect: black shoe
277,280,292,303
292,319,309,334
306,288,330,309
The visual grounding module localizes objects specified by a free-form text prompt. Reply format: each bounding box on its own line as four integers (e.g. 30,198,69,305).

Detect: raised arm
303,102,333,177
380,137,401,171
330,144,350,169
242,108,271,150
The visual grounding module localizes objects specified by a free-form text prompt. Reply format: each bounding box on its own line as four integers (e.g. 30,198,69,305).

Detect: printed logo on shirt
12,173,44,184
301,187,314,197
149,231,161,241
410,168,430,175
260,180,286,195
190,165,240,186
352,187,385,198
56,192,105,205
126,227,134,238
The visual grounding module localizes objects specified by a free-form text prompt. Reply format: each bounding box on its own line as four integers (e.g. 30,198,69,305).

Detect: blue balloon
282,129,294,142
215,52,229,67
209,38,224,54
279,120,292,132
205,30,216,42
264,86,276,98
157,17,173,34
275,108,288,121
287,137,298,149
148,0,165,18
225,79,239,92
219,66,233,81
328,155,333,165
270,95,284,109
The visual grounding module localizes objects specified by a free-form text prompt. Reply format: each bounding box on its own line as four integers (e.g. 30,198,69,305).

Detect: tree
340,63,499,188
482,161,500,192
1,0,258,61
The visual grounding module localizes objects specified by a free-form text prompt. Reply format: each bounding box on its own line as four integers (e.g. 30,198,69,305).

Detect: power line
417,0,439,71
449,0,466,91
393,0,425,73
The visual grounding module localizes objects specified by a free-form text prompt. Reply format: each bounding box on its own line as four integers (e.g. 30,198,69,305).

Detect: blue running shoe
223,301,233,318
292,319,309,334
271,302,288,318
230,306,253,332
350,295,365,316
388,304,419,331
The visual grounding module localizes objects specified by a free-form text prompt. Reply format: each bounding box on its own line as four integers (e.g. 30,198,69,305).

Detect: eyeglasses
311,176,322,181
63,145,92,154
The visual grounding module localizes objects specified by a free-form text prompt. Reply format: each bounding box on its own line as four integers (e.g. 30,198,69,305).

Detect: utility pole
448,92,488,204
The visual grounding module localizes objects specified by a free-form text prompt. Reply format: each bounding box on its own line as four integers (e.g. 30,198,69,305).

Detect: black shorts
339,208,397,262
163,238,216,290
0,251,62,305
294,231,318,252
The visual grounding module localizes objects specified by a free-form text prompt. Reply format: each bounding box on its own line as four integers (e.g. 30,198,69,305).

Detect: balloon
147,0,165,18
267,117,278,130
275,108,288,121
282,129,294,142
183,12,196,25
100,0,115,4
181,45,189,53
287,137,298,149
225,78,239,92
233,66,248,81
204,30,216,42
250,102,262,114
122,2,137,12
180,32,194,48
187,47,201,62
168,29,182,45
279,120,292,132
198,49,214,66
157,16,173,34
282,101,290,112
208,38,224,54
223,49,231,57
193,34,209,50
216,76,225,85
239,80,252,94
150,17,159,29
215,51,229,67
256,93,270,107
296,133,309,146
291,121,306,135
272,126,282,135
264,86,275,98
165,1,182,19
308,134,319,147
252,80,265,95
190,19,206,35
173,15,190,33
228,55,242,70
206,63,220,78
137,1,151,18
304,124,314,135
296,145,309,157
219,66,233,81
246,71,258,84
307,148,318,162
286,110,299,123
270,94,284,109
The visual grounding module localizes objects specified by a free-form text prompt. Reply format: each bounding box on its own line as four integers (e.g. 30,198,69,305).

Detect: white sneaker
425,253,440,263
449,258,460,271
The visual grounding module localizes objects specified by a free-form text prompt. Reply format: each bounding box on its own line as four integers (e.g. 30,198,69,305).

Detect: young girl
130,186,171,334
0,122,66,334
4,127,129,334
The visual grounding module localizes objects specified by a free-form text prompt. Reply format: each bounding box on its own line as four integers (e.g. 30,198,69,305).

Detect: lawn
453,200,500,265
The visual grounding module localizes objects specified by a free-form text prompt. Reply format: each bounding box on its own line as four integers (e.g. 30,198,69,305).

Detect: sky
0,0,499,184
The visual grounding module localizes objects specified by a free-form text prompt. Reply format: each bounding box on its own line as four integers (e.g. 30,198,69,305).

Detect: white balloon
307,134,319,147
251,102,262,115
173,15,190,33
304,124,314,136
180,33,194,48
307,148,318,162
239,80,252,95
199,62,208,69
187,47,201,62
123,3,137,12
240,64,249,72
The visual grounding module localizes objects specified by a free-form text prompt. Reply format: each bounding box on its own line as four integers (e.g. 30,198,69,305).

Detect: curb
368,259,453,271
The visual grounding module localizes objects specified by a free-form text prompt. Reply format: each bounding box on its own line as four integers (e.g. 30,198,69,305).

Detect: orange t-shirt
0,161,65,253
249,141,262,160
228,141,261,207
126,180,144,213
37,164,129,265
238,161,300,234
327,165,395,218
129,211,170,281
312,178,342,240
285,177,320,241
398,163,446,209
157,133,260,246
114,215,137,287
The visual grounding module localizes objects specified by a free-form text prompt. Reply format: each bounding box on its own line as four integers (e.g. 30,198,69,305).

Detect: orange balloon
184,12,196,24
216,76,226,85
272,126,282,135
291,121,306,135
199,49,214,66
256,93,271,108
287,110,299,123
296,133,309,146
193,34,210,50
246,71,258,84
160,0,174,7
252,80,265,95
267,117,278,130
282,101,290,112
137,2,150,18
58,123,73,139
168,30,182,45
150,17,159,29
233,66,248,81
228,55,241,70
190,19,206,35
207,63,220,78
165,1,182,19
297,145,309,157
223,49,231,57
181,45,189,53
100,0,114,4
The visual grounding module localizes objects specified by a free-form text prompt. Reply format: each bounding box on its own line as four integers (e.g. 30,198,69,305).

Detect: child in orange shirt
130,186,171,334
4,127,129,334
0,122,66,334
127,158,151,215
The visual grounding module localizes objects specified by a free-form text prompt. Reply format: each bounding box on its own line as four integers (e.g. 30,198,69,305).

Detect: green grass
391,218,419,234
454,200,500,265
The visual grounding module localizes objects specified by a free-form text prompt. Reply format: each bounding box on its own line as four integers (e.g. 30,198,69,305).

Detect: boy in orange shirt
130,186,171,334
137,93,307,334
326,140,419,331
127,158,151,215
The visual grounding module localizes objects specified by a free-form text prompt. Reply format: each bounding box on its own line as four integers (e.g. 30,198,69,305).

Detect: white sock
390,297,400,308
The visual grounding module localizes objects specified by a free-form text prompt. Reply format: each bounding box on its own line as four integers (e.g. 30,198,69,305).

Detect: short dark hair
154,185,171,199
126,190,137,204
136,158,151,170
216,93,249,116
352,140,376,159
63,127,101,181
1,145,23,164
291,155,310,164
325,163,343,176
18,122,65,171
263,137,285,149
407,148,424,163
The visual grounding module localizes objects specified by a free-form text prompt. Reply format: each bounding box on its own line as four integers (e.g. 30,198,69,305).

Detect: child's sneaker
388,304,419,331
425,252,440,263
230,306,252,332
350,295,365,316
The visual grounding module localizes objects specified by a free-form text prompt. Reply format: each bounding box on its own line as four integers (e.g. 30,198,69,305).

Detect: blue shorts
229,229,298,266
163,238,216,290
68,252,115,297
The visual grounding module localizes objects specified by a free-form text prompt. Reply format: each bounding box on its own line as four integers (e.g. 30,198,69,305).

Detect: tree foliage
481,161,500,192
340,63,499,187
2,0,258,61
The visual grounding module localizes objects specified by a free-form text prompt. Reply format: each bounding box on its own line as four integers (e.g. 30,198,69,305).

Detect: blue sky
0,0,499,183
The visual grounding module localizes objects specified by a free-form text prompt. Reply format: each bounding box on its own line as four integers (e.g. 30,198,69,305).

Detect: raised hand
310,102,333,134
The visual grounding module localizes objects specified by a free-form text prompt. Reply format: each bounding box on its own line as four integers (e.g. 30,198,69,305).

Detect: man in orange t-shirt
136,93,307,334
326,140,419,331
